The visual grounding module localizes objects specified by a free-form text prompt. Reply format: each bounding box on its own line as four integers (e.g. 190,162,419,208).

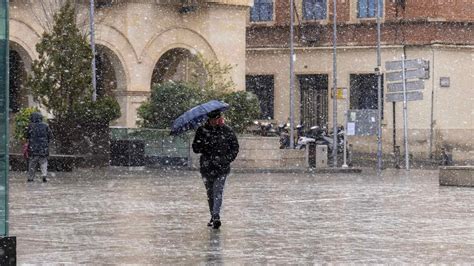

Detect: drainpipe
429,46,435,159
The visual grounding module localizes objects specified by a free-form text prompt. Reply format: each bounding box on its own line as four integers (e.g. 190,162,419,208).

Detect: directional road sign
387,80,424,93
386,91,423,102
385,59,429,71
386,68,429,81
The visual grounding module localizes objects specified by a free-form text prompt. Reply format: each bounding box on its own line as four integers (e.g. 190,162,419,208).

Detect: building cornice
247,21,474,48
246,44,474,53
205,0,252,6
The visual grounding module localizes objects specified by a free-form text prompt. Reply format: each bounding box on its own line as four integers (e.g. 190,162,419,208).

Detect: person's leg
211,174,227,228
28,156,39,181
202,176,215,223
39,156,48,182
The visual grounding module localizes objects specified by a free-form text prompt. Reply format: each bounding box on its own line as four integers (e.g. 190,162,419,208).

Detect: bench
9,153,84,172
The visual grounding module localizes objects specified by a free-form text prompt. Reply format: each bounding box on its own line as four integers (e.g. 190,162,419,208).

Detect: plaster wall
10,1,249,127
246,44,474,162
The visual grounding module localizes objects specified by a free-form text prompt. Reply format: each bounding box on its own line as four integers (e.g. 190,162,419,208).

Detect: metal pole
332,0,338,167
90,0,97,102
289,0,295,148
402,55,409,170
392,102,396,150
342,87,348,168
376,0,383,173
392,102,399,168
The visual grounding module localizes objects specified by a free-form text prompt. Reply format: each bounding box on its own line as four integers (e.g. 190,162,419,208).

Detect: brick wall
256,0,473,26
247,0,474,47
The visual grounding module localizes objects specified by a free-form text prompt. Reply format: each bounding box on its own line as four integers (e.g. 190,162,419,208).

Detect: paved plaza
8,167,474,264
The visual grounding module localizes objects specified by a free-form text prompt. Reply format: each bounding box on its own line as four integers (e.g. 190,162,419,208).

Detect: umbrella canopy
170,100,230,136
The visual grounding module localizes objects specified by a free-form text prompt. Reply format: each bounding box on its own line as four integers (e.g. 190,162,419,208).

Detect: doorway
298,74,328,129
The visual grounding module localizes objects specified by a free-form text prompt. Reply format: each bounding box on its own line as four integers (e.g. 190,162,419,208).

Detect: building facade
9,0,251,127
8,0,474,163
246,0,473,163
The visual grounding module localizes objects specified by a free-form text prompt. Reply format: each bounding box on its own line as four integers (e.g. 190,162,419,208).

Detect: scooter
278,123,291,149
296,125,327,149
297,125,352,166
253,120,278,137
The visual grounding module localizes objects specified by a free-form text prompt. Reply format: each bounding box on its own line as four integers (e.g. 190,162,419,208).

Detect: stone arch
151,47,207,87
95,25,137,126
95,44,128,95
9,18,41,62
9,41,35,112
140,27,218,87
93,43,129,126
9,18,43,112
95,24,139,68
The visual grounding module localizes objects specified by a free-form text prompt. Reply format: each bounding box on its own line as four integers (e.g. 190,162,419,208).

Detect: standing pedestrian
26,112,53,182
192,110,239,229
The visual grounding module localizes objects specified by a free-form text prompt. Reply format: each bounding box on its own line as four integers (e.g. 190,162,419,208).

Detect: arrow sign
385,59,429,71
386,91,423,102
386,68,429,82
387,80,424,93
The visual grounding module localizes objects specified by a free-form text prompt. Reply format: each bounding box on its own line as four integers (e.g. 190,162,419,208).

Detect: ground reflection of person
192,110,239,229
206,230,223,264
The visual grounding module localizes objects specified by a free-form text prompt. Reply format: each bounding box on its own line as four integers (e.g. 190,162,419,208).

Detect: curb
232,167,363,174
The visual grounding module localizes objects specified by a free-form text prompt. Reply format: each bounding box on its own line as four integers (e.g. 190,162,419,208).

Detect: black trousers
202,174,227,220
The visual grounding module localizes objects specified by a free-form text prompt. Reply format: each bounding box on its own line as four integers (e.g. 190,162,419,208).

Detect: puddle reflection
206,229,223,265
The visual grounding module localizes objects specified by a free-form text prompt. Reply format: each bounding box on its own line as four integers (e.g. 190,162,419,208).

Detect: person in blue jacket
26,112,53,182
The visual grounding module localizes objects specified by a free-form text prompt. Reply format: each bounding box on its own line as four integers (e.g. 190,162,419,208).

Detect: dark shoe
27,179,34,182
207,218,213,227
42,177,47,183
212,219,221,229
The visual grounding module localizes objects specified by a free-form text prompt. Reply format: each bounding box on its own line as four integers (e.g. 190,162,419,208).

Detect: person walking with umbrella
171,100,239,229
192,110,239,229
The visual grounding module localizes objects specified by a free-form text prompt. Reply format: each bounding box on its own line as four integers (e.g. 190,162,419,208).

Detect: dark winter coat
192,123,239,178
26,112,53,157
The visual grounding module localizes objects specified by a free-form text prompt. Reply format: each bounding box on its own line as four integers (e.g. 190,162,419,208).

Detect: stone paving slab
8,168,474,264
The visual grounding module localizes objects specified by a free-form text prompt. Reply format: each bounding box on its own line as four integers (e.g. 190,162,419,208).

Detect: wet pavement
8,168,474,264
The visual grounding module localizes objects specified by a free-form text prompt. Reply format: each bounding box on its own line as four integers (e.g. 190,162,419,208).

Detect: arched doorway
9,49,29,113
95,44,127,125
151,48,206,86
95,44,127,97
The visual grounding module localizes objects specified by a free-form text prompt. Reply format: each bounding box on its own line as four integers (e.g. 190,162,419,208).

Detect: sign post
385,57,429,170
401,55,409,170
289,0,295,148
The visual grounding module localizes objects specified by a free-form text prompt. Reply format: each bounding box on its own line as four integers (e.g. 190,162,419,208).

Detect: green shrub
73,96,121,124
222,91,261,133
13,107,41,142
137,82,205,129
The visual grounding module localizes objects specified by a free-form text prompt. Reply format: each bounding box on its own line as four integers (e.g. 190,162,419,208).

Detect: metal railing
110,127,192,166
